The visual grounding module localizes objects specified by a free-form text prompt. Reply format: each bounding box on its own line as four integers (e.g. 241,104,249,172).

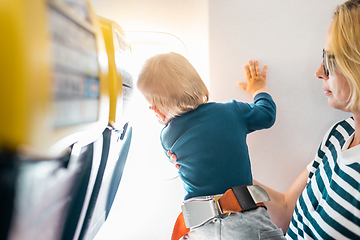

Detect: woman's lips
323,86,332,96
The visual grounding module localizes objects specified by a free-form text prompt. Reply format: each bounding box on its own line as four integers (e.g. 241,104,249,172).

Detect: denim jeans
181,207,285,240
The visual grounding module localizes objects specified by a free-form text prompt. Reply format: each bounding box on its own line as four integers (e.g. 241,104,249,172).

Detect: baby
137,52,285,240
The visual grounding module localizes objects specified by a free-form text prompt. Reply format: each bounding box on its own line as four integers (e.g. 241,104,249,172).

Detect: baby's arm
237,60,275,131
239,60,268,97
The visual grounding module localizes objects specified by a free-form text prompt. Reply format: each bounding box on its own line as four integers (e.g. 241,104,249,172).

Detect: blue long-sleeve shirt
160,93,276,200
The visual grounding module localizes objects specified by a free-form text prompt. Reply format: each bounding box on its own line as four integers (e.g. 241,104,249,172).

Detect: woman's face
315,24,351,112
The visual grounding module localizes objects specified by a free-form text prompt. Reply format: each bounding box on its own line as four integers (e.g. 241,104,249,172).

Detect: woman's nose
315,62,328,80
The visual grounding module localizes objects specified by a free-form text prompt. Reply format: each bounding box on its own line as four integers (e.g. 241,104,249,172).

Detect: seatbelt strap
171,212,189,240
171,185,268,240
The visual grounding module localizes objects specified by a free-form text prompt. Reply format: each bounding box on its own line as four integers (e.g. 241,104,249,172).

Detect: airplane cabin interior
0,0,353,239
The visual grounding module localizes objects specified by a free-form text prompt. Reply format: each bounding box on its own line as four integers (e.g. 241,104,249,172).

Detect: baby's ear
151,106,166,122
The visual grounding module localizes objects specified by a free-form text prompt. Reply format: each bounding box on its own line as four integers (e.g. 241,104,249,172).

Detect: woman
255,0,360,239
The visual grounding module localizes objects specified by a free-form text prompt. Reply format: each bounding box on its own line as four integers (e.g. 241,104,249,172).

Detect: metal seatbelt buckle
181,196,219,229
181,185,269,230
247,185,270,203
231,185,270,212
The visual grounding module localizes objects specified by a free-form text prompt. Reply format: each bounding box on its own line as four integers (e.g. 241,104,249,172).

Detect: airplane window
125,31,188,181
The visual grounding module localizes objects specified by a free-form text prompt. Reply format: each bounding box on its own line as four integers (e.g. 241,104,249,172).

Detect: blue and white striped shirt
287,117,360,239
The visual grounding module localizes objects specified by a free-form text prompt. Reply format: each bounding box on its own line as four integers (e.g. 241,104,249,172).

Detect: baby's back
161,101,253,200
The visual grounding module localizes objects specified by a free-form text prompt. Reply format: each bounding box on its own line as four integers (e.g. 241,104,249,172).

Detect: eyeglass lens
322,49,329,77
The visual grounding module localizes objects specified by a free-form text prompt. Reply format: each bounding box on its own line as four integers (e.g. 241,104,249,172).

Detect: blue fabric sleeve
234,92,276,133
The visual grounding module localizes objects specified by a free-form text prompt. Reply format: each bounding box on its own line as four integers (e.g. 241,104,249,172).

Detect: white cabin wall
207,0,349,192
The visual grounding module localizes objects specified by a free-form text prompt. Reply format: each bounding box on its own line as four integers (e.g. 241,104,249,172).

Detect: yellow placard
98,16,133,129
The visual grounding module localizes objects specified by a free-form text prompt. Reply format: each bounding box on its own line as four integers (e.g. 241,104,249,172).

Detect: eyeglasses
322,49,335,77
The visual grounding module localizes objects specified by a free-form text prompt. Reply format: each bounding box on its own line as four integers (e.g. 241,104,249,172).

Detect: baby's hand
167,150,179,170
238,60,269,97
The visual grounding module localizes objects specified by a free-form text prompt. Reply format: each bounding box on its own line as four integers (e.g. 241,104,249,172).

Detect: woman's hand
253,169,309,234
239,60,269,97
167,150,180,169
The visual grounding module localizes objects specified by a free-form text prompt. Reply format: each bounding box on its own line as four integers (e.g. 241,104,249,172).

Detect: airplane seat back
74,126,133,240
0,0,128,240
0,144,94,240
106,126,132,219
72,16,135,240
